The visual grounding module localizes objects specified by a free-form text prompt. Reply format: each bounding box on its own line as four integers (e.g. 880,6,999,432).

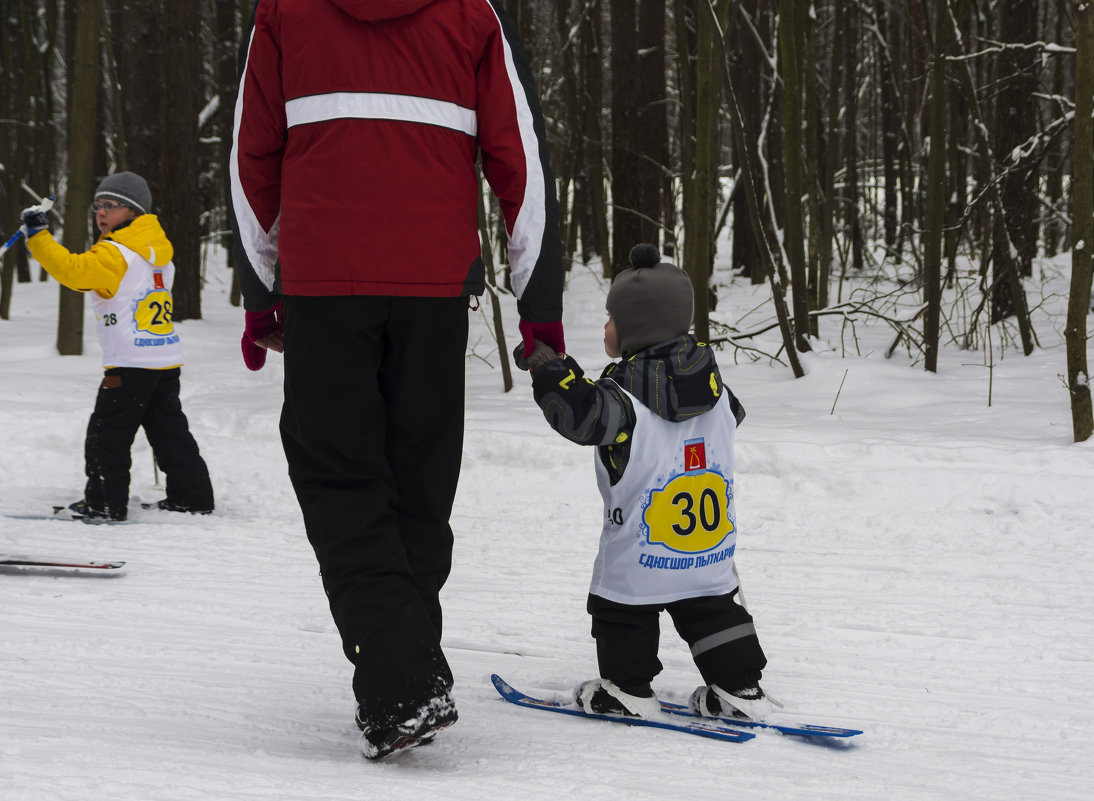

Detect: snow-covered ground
2,249,1092,800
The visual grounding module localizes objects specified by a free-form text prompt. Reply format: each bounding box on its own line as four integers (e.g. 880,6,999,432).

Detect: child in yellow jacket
22,172,213,521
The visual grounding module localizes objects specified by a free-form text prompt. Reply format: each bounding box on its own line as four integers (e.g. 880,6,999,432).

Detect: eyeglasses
90,200,126,213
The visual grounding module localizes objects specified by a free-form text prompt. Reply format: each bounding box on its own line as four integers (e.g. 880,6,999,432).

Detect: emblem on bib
684,437,706,471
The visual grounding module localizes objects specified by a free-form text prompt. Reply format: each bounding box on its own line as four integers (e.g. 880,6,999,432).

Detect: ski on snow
0,556,127,575
491,674,753,743
658,699,862,739
2,511,129,525
492,675,862,742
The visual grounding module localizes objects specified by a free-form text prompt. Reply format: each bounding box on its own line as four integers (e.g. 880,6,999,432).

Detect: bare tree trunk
685,0,717,341
896,0,919,261
922,0,950,373
874,0,900,257
99,0,127,170
945,4,1034,355
58,0,103,356
703,0,803,378
818,0,844,306
777,0,811,352
580,4,610,271
636,0,668,248
1043,5,1067,258
804,2,822,336
731,0,763,285
478,173,513,393
992,0,1039,288
27,2,52,285
512,0,535,47
680,0,730,341
554,0,581,269
108,0,205,320
216,0,242,305
1,0,60,312
0,0,23,319
610,0,644,275
676,0,697,272
945,0,969,283
1066,0,1094,442
160,0,203,320
841,1,864,271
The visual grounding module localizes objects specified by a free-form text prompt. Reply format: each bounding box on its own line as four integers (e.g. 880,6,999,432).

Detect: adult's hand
518,319,565,360
241,302,283,371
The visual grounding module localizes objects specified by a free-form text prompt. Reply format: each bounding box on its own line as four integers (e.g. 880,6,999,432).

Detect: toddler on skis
21,171,214,521
519,243,771,721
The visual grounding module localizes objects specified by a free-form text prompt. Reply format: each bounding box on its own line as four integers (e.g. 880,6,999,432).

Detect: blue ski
659,699,863,739
490,674,754,743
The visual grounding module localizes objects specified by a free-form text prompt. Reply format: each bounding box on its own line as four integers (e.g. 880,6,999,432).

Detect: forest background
1,0,1092,440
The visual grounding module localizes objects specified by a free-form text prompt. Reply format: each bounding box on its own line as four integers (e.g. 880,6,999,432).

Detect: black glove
21,206,50,237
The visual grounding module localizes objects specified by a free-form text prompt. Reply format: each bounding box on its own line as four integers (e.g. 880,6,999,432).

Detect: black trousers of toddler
84,366,214,519
279,295,466,732
588,591,768,695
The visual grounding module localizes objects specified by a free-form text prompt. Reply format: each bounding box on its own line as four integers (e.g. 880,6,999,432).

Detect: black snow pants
279,295,467,731
84,366,214,519
588,591,768,695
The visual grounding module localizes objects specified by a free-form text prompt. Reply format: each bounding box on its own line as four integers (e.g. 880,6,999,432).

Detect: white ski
0,556,127,575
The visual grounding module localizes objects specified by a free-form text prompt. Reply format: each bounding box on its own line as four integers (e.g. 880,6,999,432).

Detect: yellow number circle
134,289,174,336
644,472,734,553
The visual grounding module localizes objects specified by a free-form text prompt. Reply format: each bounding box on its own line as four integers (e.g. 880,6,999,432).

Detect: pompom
629,243,661,271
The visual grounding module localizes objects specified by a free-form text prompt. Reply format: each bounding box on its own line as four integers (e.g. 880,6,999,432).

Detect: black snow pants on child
84,366,214,519
588,591,768,695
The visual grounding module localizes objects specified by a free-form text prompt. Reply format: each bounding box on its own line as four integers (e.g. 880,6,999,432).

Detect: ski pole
21,182,63,225
0,196,55,260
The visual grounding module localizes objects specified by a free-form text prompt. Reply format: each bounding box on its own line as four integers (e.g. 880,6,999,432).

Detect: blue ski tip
659,699,863,739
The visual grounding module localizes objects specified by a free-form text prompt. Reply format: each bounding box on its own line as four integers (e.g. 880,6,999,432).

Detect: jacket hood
105,214,174,267
606,336,737,424
328,0,436,21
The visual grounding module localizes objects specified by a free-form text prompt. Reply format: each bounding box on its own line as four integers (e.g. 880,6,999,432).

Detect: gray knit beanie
94,171,152,214
605,244,694,356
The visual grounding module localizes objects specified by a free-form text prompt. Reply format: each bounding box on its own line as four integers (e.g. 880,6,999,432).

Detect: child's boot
575,678,660,718
688,681,772,721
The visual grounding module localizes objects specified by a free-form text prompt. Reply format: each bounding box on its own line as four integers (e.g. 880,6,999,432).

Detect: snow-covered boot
358,691,458,760
575,678,660,718
688,682,773,721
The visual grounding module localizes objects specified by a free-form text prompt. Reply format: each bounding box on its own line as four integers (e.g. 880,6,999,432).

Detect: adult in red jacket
230,0,564,759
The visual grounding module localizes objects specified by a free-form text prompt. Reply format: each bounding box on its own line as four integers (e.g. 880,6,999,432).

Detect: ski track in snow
2,256,1092,800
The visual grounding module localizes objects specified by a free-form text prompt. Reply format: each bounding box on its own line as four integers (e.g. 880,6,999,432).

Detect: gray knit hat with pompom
605,244,694,356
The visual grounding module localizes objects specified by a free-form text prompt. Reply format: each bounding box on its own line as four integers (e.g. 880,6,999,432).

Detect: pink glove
241,302,283,371
519,319,565,359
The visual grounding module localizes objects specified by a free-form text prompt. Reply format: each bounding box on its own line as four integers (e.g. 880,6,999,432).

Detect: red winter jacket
230,0,562,322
